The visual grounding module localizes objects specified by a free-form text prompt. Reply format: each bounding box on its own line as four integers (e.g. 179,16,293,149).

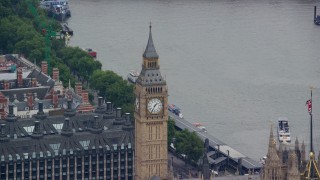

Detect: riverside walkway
169,111,263,174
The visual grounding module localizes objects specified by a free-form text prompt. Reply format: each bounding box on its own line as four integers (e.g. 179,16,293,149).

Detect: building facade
261,125,320,180
0,54,94,119
134,25,169,179
0,97,134,180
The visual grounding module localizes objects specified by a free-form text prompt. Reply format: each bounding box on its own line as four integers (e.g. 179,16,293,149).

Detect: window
25,107,29,111
23,126,35,134
52,123,63,132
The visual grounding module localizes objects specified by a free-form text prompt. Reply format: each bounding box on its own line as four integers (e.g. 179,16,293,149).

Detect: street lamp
226,150,230,171
171,156,174,167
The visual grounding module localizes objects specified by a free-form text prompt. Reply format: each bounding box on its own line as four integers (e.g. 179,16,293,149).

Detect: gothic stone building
0,97,134,180
261,125,320,180
134,25,169,179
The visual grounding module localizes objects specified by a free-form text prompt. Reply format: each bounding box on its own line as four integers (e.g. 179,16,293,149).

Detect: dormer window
25,107,29,111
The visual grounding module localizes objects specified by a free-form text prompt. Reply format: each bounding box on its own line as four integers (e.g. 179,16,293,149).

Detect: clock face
147,98,163,114
135,98,139,111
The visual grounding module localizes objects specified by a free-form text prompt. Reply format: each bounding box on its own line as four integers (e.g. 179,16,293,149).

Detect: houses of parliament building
261,125,320,180
0,25,171,180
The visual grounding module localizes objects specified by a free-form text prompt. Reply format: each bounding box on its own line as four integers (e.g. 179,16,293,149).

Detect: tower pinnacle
143,23,159,59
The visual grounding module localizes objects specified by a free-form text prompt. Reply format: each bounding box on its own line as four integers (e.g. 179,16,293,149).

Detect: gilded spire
143,23,159,59
301,152,320,179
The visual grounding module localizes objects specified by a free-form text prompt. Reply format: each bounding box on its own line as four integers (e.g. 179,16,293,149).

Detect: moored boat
61,23,73,36
127,70,139,83
40,0,68,10
277,117,291,143
168,104,183,118
47,4,69,21
85,48,97,58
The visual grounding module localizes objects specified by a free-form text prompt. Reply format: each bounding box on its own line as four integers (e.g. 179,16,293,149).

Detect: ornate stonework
134,25,168,180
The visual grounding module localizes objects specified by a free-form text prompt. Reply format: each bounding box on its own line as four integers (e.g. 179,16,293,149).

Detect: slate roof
136,25,166,86
143,25,159,59
136,68,166,86
27,68,55,88
0,101,135,161
1,87,50,103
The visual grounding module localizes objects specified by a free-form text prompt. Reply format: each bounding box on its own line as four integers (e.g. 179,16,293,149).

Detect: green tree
89,70,123,98
89,70,134,114
106,80,134,107
174,129,204,164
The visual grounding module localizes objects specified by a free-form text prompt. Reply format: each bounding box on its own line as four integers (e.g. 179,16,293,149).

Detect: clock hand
151,103,158,113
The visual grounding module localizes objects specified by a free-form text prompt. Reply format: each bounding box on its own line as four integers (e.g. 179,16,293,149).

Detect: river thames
68,0,320,161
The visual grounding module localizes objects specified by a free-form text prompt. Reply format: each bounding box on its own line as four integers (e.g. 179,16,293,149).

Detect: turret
261,125,283,180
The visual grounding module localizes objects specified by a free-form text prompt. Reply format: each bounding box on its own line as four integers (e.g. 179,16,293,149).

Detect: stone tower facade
134,25,168,180
261,125,283,180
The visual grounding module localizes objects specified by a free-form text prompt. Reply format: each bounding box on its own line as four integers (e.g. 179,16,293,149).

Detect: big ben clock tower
134,24,168,180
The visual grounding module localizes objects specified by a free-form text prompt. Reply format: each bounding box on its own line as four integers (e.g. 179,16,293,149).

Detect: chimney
95,97,105,114
61,118,73,137
67,99,72,110
35,102,46,120
16,67,23,88
38,102,44,114
6,104,17,122
98,97,103,107
89,115,102,134
3,80,9,90
122,112,134,131
116,107,122,119
31,121,43,139
64,99,76,117
8,104,13,116
31,78,37,87
41,61,48,75
93,115,99,129
75,83,82,95
125,113,130,123
106,102,112,112
52,68,59,82
33,121,41,134
27,93,34,109
81,90,89,104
